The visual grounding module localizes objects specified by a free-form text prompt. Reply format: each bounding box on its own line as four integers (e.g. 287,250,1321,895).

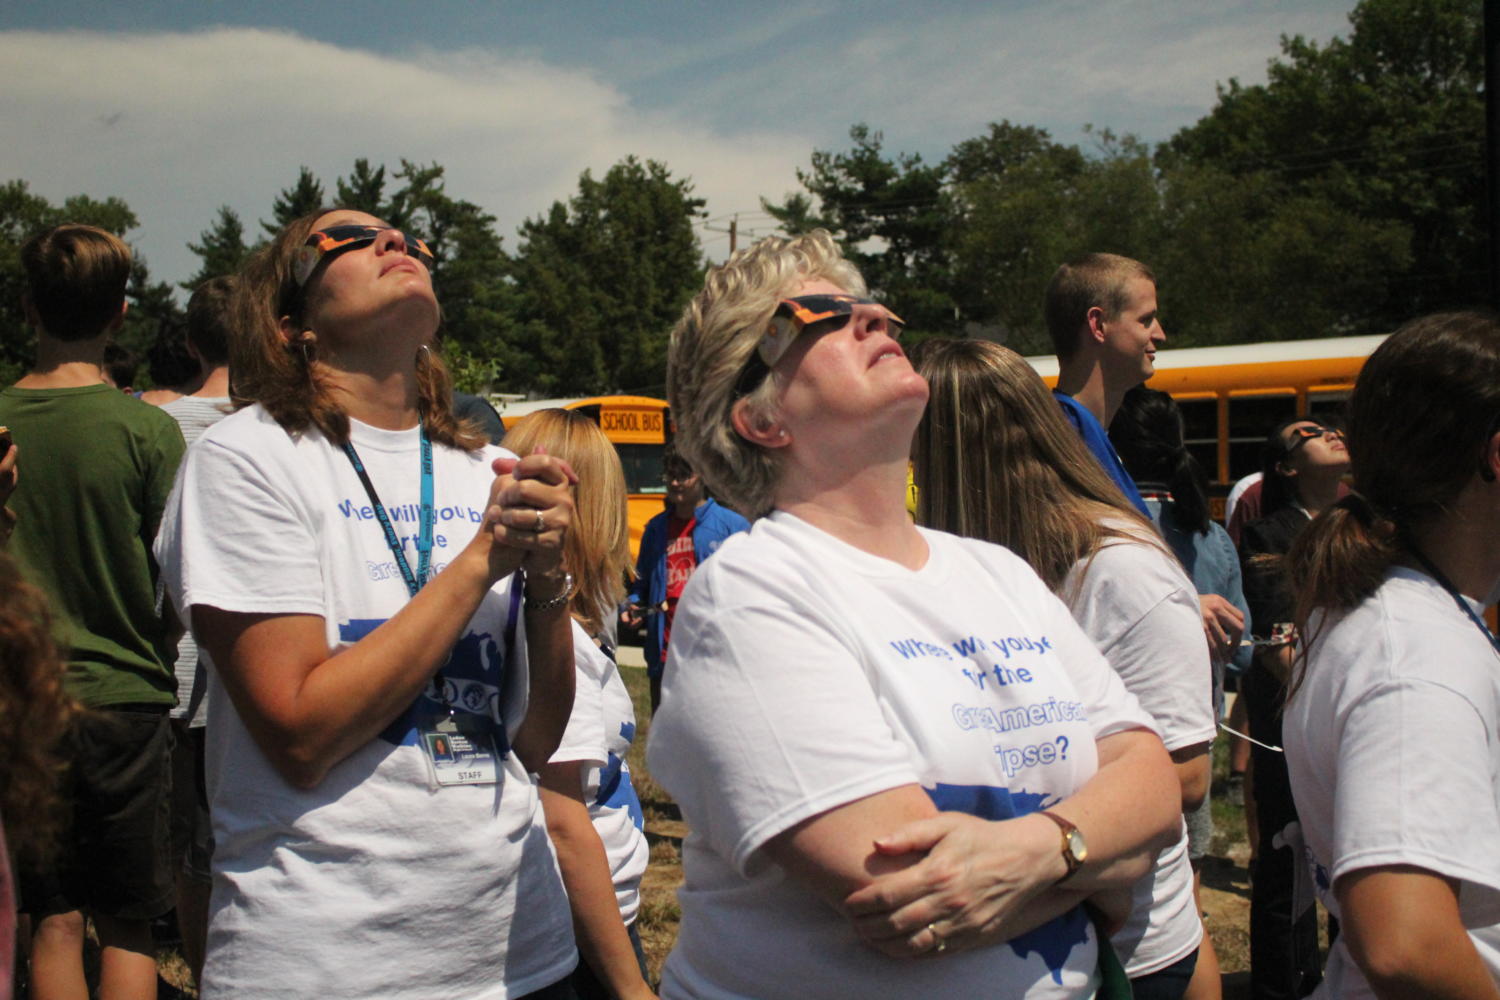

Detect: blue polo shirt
1053,389,1150,517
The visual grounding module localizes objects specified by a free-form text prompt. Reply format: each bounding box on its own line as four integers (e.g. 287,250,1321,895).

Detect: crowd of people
1,215,1497,1000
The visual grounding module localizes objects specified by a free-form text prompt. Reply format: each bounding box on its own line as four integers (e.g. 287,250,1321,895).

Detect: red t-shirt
662,513,697,654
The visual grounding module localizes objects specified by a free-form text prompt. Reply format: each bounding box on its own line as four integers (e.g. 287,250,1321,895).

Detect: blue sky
1,1,1358,290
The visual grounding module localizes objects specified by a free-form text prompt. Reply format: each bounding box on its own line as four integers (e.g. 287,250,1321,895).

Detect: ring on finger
927,922,947,954
532,509,546,534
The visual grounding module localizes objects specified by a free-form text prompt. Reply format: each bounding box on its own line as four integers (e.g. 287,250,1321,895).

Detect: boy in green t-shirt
2,223,185,999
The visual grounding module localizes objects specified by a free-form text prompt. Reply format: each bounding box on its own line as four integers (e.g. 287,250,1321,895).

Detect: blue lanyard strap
1409,546,1500,658
342,427,434,599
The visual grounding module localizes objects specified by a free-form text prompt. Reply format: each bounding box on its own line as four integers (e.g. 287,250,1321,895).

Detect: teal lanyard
342,427,434,598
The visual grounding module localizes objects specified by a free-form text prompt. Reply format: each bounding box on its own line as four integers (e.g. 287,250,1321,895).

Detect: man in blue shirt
1044,253,1164,517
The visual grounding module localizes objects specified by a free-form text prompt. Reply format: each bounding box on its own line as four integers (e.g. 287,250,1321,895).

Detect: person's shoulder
194,403,295,455
701,498,750,531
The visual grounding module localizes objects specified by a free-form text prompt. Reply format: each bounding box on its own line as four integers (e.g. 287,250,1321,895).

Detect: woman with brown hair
1283,312,1500,998
912,338,1214,1000
155,209,581,998
503,409,655,1000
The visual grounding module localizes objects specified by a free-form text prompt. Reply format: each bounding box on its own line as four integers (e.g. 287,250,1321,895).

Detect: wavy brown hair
0,553,79,866
912,338,1160,591
1287,312,1500,696
502,409,633,637
232,207,484,450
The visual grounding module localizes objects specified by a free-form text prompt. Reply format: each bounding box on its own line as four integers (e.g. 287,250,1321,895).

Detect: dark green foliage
510,156,707,396
184,206,252,291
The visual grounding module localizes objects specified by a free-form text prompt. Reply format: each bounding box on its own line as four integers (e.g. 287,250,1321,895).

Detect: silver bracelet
523,570,573,612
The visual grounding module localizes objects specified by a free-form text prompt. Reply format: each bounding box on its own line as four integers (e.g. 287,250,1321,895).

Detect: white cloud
0,4,1356,288
0,26,807,285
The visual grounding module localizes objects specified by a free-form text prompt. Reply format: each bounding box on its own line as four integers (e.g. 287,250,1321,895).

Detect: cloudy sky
2,1,1357,291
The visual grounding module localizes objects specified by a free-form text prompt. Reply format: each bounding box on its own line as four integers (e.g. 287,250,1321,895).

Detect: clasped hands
478,448,576,582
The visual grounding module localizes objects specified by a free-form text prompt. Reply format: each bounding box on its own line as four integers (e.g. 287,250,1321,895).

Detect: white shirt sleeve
158,433,324,619
1065,540,1215,752
1330,676,1500,908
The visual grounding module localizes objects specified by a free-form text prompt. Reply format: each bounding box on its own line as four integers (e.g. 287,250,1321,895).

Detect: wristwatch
523,570,574,612
1039,810,1088,883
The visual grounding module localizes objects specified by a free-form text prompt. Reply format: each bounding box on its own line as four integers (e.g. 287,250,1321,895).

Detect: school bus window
1174,398,1218,481
616,443,666,496
1307,393,1349,428
1227,394,1296,482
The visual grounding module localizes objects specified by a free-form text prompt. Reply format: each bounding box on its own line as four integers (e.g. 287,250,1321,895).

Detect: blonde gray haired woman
646,230,1179,999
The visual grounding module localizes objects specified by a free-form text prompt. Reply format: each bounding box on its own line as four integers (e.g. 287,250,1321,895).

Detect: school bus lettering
601,410,663,434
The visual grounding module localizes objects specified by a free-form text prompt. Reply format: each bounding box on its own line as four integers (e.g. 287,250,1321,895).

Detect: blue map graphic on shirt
339,618,508,751
595,752,646,830
925,783,1091,984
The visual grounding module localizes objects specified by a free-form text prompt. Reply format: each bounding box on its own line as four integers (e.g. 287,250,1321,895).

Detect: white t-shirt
1285,567,1500,999
159,394,232,726
550,620,651,924
1063,532,1213,977
647,511,1158,1000
155,405,576,1000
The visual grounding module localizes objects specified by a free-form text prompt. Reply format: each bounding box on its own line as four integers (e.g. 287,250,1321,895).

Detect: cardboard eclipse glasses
758,293,905,368
292,225,435,287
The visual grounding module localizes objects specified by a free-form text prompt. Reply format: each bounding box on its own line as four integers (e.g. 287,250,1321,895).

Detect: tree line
0,0,1483,392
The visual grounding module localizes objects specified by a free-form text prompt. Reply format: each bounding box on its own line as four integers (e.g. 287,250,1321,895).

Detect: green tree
510,156,706,396
1159,0,1484,331
764,125,953,336
263,166,326,235
184,205,251,290
335,158,391,219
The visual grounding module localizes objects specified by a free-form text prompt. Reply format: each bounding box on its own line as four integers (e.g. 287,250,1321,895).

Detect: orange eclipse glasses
292,225,435,287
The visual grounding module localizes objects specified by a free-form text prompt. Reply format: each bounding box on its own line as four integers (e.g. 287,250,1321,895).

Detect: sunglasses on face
1285,424,1344,452
734,294,906,397
292,225,435,287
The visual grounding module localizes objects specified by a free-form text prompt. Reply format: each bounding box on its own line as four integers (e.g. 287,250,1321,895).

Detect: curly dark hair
0,553,78,865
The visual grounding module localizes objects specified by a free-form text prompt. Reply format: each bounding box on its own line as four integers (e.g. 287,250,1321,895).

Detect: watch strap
1039,809,1083,882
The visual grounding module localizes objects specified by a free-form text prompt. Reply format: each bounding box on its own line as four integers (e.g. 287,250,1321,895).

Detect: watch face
1066,828,1088,864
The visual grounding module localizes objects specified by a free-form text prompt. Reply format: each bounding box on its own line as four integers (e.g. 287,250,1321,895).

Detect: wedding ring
532,509,546,533
928,923,947,953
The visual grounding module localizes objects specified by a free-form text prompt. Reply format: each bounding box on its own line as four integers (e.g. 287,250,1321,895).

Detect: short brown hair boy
21,224,132,341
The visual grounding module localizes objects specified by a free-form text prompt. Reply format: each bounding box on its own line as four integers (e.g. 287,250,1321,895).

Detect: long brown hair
232,208,484,450
912,338,1159,590
1287,312,1500,694
0,553,79,866
501,409,633,637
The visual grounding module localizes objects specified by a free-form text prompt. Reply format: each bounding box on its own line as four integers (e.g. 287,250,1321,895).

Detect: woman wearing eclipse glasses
1238,414,1351,1000
1282,312,1500,998
646,230,1180,998
155,210,582,998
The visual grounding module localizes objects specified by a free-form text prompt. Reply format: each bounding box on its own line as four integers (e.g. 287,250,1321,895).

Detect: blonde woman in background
504,409,656,1000
912,338,1214,1000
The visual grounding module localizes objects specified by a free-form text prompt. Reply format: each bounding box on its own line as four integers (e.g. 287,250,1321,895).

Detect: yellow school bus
495,395,670,558
1027,334,1387,511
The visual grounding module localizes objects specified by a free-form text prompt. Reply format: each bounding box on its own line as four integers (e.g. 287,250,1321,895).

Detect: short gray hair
667,230,865,519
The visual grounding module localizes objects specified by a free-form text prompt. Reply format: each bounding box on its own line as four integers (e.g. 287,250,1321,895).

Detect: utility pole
729,214,737,255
